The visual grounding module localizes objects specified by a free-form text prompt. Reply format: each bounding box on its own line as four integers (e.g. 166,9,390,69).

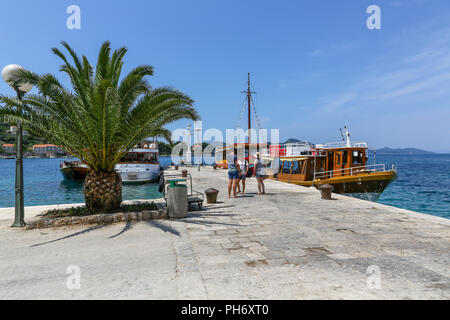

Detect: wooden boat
262,127,397,196
60,160,90,181
214,73,396,197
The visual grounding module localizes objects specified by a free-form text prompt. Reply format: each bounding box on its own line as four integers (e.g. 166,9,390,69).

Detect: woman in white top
237,156,249,194
253,152,266,195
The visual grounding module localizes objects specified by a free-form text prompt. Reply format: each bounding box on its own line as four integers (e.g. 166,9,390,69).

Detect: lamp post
1,64,33,227
186,124,192,165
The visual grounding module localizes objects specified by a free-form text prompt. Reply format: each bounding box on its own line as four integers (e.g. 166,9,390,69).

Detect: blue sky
1,0,449,152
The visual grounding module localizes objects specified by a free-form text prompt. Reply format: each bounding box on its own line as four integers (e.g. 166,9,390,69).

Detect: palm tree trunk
83,171,122,213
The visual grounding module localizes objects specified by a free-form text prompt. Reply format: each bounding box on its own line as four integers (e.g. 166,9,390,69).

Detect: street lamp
1,64,33,227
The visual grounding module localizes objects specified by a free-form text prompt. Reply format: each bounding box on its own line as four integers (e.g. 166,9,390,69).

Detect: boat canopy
262,156,308,161
129,148,159,153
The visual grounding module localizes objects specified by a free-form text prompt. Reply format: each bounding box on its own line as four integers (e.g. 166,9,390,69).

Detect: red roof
3,144,14,147
33,144,58,148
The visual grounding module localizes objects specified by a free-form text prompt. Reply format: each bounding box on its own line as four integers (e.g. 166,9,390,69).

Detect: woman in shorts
227,152,240,198
237,156,249,194
253,152,266,195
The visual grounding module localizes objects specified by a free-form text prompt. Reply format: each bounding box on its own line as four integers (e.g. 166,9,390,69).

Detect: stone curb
25,208,167,230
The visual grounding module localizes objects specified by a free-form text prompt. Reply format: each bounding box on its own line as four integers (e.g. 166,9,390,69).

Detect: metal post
12,88,25,227
247,73,251,145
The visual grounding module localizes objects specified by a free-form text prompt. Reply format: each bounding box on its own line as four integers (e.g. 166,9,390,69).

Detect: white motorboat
115,141,161,184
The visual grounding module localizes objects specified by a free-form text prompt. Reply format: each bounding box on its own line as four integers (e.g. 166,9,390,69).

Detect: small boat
60,160,90,181
262,126,397,197
60,141,161,183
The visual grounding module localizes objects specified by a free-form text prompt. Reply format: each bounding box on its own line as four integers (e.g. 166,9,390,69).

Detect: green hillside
0,123,47,154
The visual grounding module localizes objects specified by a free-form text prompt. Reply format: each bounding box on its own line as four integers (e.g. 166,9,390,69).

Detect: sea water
0,154,448,219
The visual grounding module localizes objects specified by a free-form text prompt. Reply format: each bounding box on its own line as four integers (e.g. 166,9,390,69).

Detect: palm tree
0,41,199,213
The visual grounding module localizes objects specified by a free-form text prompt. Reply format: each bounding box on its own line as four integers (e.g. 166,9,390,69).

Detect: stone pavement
0,167,449,299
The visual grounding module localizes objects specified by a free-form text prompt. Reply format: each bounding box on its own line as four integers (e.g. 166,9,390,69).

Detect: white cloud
315,21,450,114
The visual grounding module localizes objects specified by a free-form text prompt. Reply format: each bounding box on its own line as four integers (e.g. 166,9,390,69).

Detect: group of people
227,152,266,198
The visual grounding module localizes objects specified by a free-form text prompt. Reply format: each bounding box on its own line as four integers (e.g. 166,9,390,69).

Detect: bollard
205,188,219,204
318,184,333,200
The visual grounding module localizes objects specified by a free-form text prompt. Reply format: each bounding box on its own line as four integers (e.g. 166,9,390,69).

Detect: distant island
371,147,435,155
283,138,305,144
282,138,435,154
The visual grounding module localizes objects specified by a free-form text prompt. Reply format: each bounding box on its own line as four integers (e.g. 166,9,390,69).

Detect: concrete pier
0,167,449,299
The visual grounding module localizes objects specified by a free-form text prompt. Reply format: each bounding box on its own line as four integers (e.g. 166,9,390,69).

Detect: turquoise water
0,154,449,219
0,157,169,207
372,154,450,219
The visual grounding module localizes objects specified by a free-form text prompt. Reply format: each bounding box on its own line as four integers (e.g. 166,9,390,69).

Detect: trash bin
181,169,188,177
318,184,333,200
205,188,219,204
167,179,188,218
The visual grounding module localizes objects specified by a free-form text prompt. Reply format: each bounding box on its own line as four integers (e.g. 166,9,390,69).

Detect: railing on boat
317,141,368,149
313,163,396,181
260,142,316,157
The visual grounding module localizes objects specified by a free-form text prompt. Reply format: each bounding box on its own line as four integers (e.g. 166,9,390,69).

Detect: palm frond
0,41,199,173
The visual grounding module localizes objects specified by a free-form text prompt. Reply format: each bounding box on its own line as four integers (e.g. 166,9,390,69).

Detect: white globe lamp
2,64,33,93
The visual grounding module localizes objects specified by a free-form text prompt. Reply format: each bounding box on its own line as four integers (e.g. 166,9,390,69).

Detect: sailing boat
215,73,265,169
215,73,397,197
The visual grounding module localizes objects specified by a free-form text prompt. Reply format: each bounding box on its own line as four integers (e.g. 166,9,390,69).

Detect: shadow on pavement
108,221,135,239
145,219,181,237
30,224,108,247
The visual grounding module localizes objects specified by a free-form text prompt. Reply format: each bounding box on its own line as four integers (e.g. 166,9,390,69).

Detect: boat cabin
269,144,369,182
119,142,159,164
215,143,266,168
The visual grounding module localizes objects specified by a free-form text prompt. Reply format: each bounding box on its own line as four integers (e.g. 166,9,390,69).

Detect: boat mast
242,72,255,144
247,73,251,144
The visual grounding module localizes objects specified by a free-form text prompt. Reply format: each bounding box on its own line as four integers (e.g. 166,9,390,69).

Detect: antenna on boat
339,128,345,144
344,125,351,147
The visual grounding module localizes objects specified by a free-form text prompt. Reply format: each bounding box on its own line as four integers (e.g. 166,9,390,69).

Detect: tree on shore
0,41,199,212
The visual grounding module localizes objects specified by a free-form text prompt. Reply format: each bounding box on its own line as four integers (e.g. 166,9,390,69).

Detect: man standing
227,152,240,198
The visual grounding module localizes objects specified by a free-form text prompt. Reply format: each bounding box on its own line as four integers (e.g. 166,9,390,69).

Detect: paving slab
0,166,449,299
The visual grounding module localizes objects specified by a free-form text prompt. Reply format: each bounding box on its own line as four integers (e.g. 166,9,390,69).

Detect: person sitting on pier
226,152,241,198
237,155,249,195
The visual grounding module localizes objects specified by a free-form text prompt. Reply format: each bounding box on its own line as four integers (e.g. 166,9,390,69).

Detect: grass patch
43,202,159,218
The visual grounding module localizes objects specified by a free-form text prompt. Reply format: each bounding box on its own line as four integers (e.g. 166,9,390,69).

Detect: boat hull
115,163,161,184
60,163,161,184
60,166,90,181
270,171,397,194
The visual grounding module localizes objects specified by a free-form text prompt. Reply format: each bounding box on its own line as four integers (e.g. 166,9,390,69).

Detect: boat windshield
121,152,158,163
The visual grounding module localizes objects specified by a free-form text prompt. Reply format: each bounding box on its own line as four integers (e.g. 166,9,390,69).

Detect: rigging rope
236,94,247,129
250,95,262,131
